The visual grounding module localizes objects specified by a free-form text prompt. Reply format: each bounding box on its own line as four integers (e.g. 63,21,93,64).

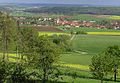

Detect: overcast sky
0,0,120,6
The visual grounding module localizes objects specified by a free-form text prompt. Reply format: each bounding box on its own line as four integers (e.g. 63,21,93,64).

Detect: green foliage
104,46,120,81
26,35,61,83
0,61,9,82
90,54,112,83
105,46,120,65
0,12,17,60
18,27,39,60
10,63,29,83
37,36,60,79
76,31,87,35
90,45,120,82
51,35,72,52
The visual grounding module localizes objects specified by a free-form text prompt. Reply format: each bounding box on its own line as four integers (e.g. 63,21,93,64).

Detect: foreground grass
63,76,120,83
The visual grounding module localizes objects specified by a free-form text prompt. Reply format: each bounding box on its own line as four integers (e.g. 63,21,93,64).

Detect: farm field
87,32,120,35
67,14,108,21
39,32,69,36
59,34,120,82
71,35,120,54
10,11,64,18
60,34,120,69
60,52,92,66
58,26,120,32
108,15,120,20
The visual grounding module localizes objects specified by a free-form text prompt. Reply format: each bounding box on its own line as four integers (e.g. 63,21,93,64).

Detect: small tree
90,53,113,83
105,45,120,81
0,13,17,61
35,36,60,83
51,35,72,52
17,27,38,61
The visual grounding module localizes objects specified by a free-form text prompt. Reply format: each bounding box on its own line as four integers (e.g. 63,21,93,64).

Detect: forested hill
24,7,120,15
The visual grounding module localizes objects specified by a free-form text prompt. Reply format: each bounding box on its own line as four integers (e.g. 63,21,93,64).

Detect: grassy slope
60,34,120,82
60,52,92,66
60,34,120,70
63,77,120,83
58,26,120,32
72,35,120,54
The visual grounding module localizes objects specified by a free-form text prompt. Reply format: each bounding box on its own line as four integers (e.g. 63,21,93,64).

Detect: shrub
76,31,87,34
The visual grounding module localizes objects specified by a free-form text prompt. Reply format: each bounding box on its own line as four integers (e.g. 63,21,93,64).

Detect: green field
72,35,120,54
66,14,107,21
58,26,120,32
63,77,120,83
59,34,120,82
60,34,120,70
60,52,92,66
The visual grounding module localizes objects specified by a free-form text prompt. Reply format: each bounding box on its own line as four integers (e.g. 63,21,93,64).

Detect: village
14,16,120,30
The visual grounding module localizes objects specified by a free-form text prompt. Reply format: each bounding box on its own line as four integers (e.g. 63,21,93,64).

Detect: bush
0,61,9,83
76,31,87,35
10,64,29,83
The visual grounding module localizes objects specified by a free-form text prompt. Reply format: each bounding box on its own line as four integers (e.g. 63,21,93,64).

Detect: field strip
58,63,89,71
39,32,70,36
87,32,120,35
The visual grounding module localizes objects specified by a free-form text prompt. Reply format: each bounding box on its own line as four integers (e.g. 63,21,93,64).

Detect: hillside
24,7,120,15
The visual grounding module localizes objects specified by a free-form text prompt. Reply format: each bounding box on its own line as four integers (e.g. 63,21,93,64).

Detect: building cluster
14,16,120,30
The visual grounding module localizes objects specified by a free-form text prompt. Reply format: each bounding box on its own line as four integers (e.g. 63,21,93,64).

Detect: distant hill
24,6,120,15
1,3,120,15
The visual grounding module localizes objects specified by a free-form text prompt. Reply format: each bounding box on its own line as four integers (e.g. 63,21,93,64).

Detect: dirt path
70,34,76,41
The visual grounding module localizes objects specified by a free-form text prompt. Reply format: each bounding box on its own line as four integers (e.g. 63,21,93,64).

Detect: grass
58,26,120,32
63,77,120,83
67,14,107,21
71,35,120,54
60,52,92,66
60,63,89,70
108,15,120,20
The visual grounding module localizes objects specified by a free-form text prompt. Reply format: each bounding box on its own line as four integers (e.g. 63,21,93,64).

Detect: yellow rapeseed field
87,32,120,35
39,32,70,36
109,16,120,20
59,64,89,70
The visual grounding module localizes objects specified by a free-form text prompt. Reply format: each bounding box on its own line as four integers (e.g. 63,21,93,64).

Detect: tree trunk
2,26,6,61
42,69,47,83
100,79,103,83
114,64,117,82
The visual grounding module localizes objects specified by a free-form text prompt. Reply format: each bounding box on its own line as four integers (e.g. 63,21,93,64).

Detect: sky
0,0,120,6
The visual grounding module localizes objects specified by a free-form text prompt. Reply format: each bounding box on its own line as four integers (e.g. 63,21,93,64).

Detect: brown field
21,25,63,32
